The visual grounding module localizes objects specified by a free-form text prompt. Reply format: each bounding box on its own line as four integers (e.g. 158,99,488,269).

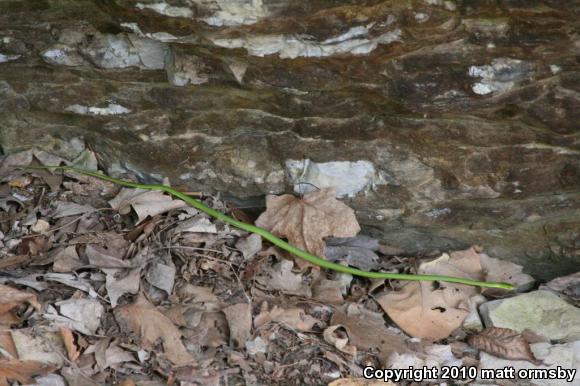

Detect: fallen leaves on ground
377,247,525,341
331,304,408,365
0,149,556,385
109,188,187,224
0,284,41,327
114,294,194,366
254,304,320,332
468,327,542,365
255,188,360,258
0,360,55,386
377,281,472,341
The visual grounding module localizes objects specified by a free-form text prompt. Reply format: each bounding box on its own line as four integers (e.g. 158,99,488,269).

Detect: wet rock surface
0,0,578,280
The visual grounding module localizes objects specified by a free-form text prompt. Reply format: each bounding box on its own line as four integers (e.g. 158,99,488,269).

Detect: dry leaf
52,201,96,219
114,294,194,366
235,233,262,259
52,246,83,273
55,298,104,335
0,254,30,270
0,331,17,358
117,379,137,386
10,328,66,367
377,281,471,341
323,325,357,356
0,284,41,327
183,311,228,348
468,327,542,365
109,188,186,224
255,188,360,258
256,259,312,297
0,360,55,386
377,249,491,341
59,327,80,362
223,303,252,349
331,304,408,364
17,235,51,256
254,306,319,332
541,272,580,301
313,279,345,303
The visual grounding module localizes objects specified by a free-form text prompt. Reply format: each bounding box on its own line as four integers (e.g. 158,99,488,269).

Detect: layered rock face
0,0,578,279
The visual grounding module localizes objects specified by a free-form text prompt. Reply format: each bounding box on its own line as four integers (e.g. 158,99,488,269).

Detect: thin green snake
21,166,514,290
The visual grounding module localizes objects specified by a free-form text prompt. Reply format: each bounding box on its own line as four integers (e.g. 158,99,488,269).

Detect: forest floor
0,148,578,386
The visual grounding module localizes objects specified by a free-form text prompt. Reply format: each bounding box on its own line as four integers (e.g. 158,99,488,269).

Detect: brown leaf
109,188,186,224
323,325,357,356
254,305,319,332
222,303,252,349
0,284,41,327
17,235,51,256
0,331,17,358
377,248,493,341
0,254,30,270
59,327,80,362
116,379,137,386
256,259,312,297
541,271,580,301
377,280,471,341
255,188,360,258
52,246,83,272
468,327,542,365
331,304,408,365
0,360,56,386
114,294,194,366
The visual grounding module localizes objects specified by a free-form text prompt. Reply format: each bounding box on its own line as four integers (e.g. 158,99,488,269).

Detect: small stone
477,341,580,386
31,219,50,233
479,290,580,342
462,294,486,332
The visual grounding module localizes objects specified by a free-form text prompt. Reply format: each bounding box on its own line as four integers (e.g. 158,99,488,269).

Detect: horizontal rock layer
1,0,579,279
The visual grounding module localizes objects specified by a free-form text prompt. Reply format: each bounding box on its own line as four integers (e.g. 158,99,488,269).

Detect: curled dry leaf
59,327,80,362
114,294,194,366
255,188,360,258
52,246,83,273
254,306,319,332
0,284,41,327
331,304,408,365
109,188,186,224
0,360,56,386
222,303,252,349
468,327,542,365
256,259,312,297
323,325,357,356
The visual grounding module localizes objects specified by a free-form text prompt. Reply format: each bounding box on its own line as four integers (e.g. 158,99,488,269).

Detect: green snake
21,166,514,290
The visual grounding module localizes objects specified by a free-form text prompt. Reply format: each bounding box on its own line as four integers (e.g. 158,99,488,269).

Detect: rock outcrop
1,0,578,279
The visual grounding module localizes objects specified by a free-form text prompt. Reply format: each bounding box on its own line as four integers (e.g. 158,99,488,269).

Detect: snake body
22,166,514,290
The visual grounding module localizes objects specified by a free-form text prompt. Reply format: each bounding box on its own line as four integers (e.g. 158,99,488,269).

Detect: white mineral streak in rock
41,47,86,66
195,0,269,26
0,52,20,63
120,22,178,42
468,58,531,95
136,2,193,18
83,34,168,70
285,159,377,197
65,103,131,116
211,26,402,59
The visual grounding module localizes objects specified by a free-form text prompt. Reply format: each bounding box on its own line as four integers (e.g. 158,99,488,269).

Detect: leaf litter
0,148,576,385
